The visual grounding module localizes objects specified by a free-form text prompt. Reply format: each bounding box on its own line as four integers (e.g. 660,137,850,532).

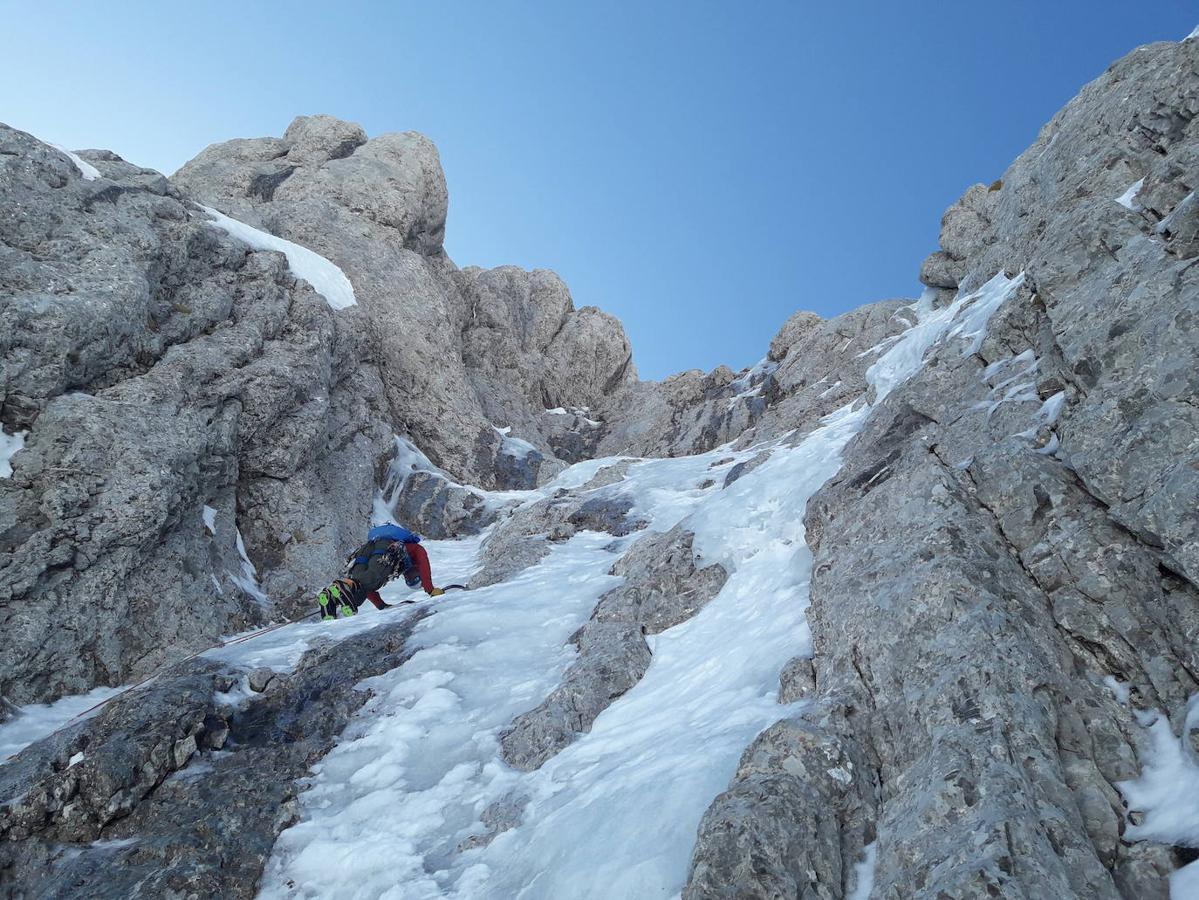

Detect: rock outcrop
0,124,393,705
684,33,1199,900
2,26,1197,900
172,116,636,491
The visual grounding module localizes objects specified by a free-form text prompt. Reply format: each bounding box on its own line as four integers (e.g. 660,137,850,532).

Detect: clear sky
2,1,1194,379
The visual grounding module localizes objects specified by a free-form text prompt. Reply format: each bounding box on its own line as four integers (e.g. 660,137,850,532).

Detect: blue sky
2,1,1194,379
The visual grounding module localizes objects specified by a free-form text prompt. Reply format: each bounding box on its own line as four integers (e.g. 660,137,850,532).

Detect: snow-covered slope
253,276,1020,899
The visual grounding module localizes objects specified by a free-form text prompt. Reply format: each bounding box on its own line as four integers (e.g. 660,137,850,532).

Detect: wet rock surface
0,611,426,898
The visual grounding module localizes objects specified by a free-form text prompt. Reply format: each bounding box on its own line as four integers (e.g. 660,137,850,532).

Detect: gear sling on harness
316,525,422,620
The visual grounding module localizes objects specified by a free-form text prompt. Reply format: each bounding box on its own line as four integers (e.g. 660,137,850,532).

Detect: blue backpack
367,524,421,544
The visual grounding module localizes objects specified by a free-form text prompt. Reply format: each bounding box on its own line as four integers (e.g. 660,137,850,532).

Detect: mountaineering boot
325,581,357,618
317,587,336,621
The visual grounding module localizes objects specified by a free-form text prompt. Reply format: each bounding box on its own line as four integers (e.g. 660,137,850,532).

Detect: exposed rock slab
0,611,426,898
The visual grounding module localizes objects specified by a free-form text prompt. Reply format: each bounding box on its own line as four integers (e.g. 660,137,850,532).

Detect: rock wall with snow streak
684,33,1199,899
0,124,395,705
172,116,637,492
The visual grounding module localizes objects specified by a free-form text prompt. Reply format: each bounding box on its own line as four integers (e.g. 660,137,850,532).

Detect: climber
316,523,445,620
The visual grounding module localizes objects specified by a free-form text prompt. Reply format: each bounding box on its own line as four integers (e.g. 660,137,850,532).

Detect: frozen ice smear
202,206,357,310
230,527,270,606
0,685,126,762
0,429,26,478
1115,177,1145,210
865,273,1024,403
848,842,878,900
257,273,1018,898
202,505,218,535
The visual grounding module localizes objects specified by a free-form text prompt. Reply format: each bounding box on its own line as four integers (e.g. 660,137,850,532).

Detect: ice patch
726,357,778,394
230,528,270,607
89,837,139,851
1157,192,1197,237
49,143,100,181
201,206,357,310
0,685,126,761
1187,24,1199,40
202,505,218,535
0,429,26,478
866,273,1025,403
1117,696,1199,847
1174,859,1199,899
848,841,878,900
497,430,538,460
1035,391,1066,427
543,408,603,426
1115,177,1145,211
1035,433,1060,456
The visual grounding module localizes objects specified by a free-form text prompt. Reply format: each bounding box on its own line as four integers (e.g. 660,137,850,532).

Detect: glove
429,587,446,597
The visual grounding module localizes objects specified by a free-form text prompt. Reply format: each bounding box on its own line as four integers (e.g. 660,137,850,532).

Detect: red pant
365,591,387,610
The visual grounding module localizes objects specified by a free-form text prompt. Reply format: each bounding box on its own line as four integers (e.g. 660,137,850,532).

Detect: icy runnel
257,273,1022,899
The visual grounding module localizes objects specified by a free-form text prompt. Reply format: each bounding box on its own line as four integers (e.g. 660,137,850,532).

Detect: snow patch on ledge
202,505,218,535
49,143,100,181
0,685,126,762
201,206,357,310
496,427,539,460
1187,24,1199,40
1,429,26,478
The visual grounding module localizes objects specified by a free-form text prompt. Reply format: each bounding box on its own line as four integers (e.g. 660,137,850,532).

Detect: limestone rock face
685,34,1199,900
0,124,392,704
173,115,635,490
3,28,1198,900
